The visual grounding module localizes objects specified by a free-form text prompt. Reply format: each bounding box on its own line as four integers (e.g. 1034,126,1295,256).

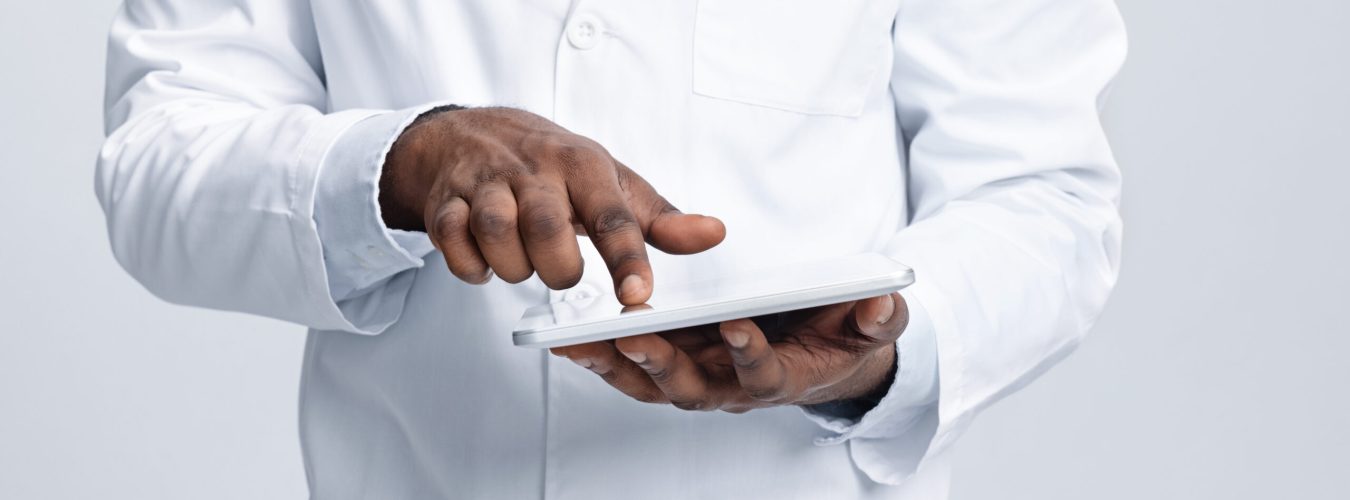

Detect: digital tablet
512,253,914,349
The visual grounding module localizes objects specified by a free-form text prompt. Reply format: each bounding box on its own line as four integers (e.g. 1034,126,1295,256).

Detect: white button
564,283,600,302
567,14,603,50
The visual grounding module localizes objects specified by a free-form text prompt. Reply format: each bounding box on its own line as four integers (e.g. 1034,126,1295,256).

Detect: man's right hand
378,106,726,305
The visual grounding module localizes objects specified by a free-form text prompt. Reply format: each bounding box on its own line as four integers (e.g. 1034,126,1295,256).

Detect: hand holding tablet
526,253,915,412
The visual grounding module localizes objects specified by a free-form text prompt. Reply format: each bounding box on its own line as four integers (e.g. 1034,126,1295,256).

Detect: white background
1,1,1346,498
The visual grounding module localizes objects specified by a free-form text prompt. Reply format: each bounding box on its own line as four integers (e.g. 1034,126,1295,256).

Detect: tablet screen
514,253,913,346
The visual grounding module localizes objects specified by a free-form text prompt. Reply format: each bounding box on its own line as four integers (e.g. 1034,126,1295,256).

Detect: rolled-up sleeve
801,0,1127,485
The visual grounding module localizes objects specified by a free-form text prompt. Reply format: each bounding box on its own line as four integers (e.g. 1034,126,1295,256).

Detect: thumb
616,163,726,254
847,293,908,344
647,211,726,255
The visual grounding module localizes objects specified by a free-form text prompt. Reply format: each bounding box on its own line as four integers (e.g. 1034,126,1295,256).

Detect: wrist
853,343,898,402
858,344,898,402
802,345,896,419
378,105,467,231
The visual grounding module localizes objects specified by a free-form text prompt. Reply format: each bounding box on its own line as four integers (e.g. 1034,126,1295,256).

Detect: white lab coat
96,0,1126,498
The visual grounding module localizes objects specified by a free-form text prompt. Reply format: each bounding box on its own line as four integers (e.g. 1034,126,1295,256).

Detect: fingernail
876,295,895,326
571,357,593,369
619,274,648,302
621,350,647,364
723,327,749,349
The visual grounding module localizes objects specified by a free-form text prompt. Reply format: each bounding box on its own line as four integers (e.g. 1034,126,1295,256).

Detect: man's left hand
550,293,907,412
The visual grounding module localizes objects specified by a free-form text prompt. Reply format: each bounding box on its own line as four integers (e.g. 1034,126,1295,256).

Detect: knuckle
520,205,568,241
671,397,710,412
591,206,639,239
431,209,468,243
643,365,674,384
733,354,765,373
552,143,607,173
634,390,667,405
643,193,674,220
472,208,517,240
471,165,521,187
613,163,635,190
746,385,789,403
604,251,647,277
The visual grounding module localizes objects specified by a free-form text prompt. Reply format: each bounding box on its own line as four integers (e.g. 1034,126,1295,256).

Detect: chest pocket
692,0,893,117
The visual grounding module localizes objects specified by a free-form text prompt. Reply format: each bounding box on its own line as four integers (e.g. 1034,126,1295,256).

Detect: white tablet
512,253,914,349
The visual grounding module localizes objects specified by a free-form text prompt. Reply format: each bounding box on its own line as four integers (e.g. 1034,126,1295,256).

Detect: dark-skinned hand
550,293,907,412
379,106,726,304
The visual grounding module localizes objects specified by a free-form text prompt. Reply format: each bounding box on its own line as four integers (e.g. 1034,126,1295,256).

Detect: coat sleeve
96,0,436,334
803,0,1128,485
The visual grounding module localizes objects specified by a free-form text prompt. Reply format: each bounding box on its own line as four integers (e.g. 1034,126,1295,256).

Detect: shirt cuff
800,288,940,440
313,104,444,304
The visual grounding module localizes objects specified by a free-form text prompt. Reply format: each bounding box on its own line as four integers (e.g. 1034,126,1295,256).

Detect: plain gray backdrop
2,1,1346,498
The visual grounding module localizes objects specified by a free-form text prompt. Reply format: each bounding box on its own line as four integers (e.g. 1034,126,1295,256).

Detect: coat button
567,14,603,50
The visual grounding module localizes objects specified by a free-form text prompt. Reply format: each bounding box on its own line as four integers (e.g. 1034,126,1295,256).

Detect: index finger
566,165,653,305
